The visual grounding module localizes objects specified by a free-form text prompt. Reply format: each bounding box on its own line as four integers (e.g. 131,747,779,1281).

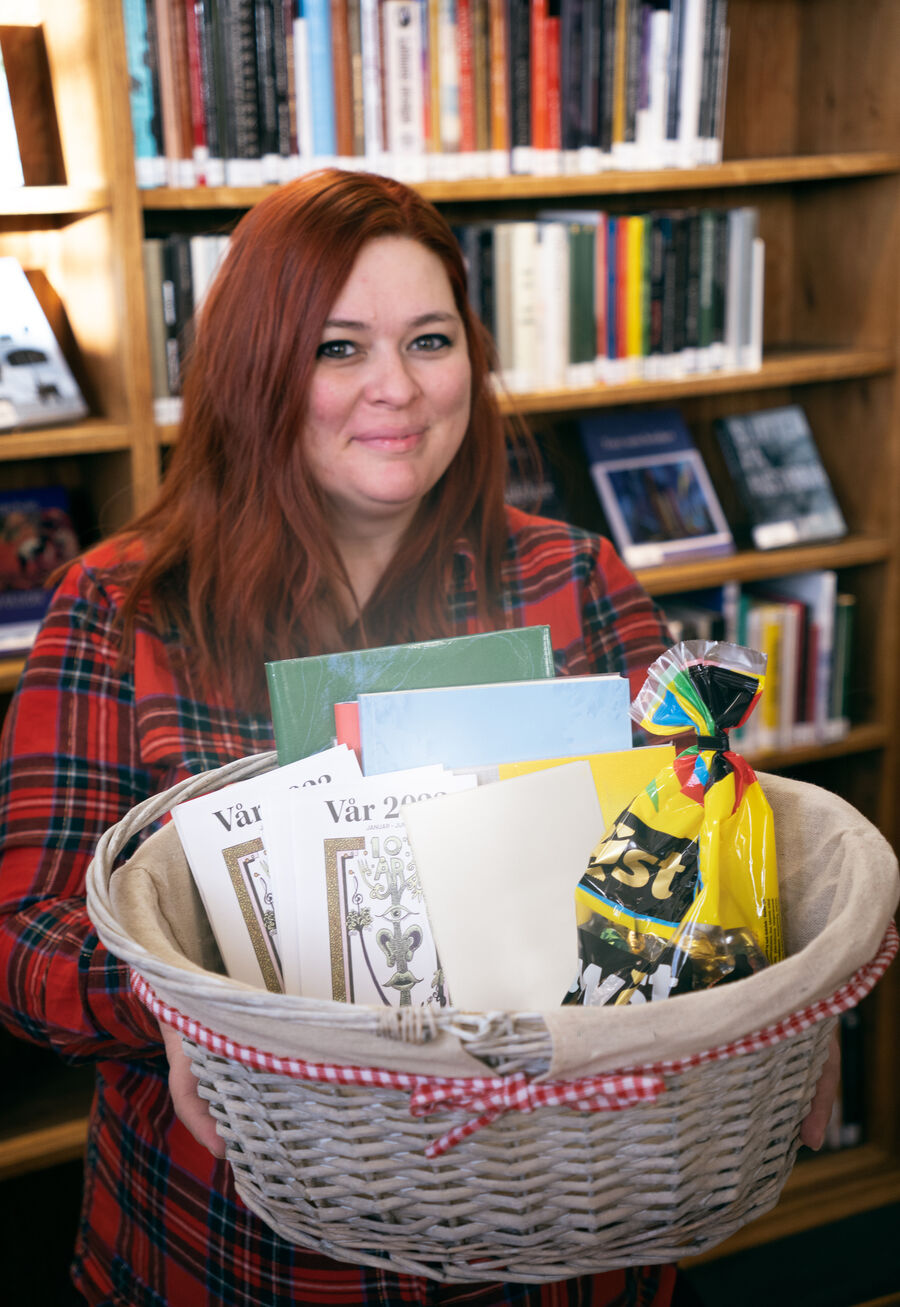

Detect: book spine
330,0,355,158
537,220,570,389
492,222,514,385
383,0,426,167
471,0,491,158
578,0,601,169
682,206,701,372
677,0,704,165
209,0,235,170
707,0,728,163
142,239,174,417
611,0,627,154
545,0,562,158
477,222,496,341
506,0,531,172
663,0,682,163
254,0,282,176
487,0,510,172
457,0,478,167
696,206,715,368
222,0,264,180
194,0,227,183
153,0,194,184
305,0,337,158
439,0,461,167
559,0,584,165
183,0,210,181
359,0,384,160
122,0,167,186
636,1,669,169
594,212,608,379
530,0,548,164
624,213,644,378
568,222,596,386
621,0,644,160
509,221,539,391
271,0,295,164
597,0,617,156
346,0,366,158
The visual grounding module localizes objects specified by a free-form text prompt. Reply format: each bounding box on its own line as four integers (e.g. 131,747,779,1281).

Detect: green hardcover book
266,625,557,764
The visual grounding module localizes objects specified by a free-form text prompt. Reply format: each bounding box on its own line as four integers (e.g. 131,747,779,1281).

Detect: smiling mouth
353,430,425,450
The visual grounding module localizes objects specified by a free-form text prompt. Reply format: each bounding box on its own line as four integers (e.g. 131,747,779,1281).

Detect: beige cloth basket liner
88,752,900,1079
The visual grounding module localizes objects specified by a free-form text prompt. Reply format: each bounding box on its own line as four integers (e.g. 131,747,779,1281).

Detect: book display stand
0,0,898,1278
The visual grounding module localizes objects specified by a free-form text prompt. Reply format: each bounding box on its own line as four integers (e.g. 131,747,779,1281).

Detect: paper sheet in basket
402,761,603,1010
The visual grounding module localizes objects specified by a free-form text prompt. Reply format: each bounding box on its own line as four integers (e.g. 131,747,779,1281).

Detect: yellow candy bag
565,640,784,1007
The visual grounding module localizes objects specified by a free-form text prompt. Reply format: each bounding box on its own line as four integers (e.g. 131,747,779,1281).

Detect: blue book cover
304,0,336,156
121,0,163,185
358,675,631,774
578,407,734,570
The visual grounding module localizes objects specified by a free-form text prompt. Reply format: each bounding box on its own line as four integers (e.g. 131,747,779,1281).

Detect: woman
0,170,834,1306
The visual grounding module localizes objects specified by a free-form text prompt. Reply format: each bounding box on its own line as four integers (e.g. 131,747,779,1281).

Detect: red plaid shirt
0,507,673,1306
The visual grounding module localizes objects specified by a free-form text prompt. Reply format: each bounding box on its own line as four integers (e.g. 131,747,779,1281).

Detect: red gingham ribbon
131,918,897,1157
408,1069,666,1155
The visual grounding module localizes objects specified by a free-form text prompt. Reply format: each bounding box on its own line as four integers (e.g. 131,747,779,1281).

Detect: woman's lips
352,429,425,452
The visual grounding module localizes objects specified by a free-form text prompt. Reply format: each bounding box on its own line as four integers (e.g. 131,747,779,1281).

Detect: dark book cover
193,0,222,162
161,235,195,397
715,404,848,551
580,0,602,148
683,207,702,355
647,211,668,359
664,0,682,141
622,0,643,145
507,0,531,155
223,0,262,160
597,0,618,151
254,0,281,158
670,209,690,355
578,406,734,568
270,0,294,157
559,0,584,151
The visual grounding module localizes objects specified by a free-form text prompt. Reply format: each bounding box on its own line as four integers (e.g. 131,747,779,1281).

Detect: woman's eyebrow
322,311,459,330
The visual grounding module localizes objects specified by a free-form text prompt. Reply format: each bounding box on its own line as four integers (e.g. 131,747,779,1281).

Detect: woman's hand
799,1030,841,1150
160,1022,227,1157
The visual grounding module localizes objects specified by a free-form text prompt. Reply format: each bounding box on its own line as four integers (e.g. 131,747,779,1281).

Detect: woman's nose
363,348,422,406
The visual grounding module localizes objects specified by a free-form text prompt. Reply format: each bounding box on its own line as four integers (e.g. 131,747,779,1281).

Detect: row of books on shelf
144,202,761,422
458,204,762,392
121,0,730,189
659,571,854,755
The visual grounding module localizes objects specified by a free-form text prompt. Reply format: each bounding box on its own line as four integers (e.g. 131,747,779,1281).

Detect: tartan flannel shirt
0,506,674,1307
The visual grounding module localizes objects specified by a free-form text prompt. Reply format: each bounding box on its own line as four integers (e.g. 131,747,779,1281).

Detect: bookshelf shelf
137,152,900,212
0,658,25,693
0,419,133,460
502,348,896,415
635,535,891,596
0,184,109,221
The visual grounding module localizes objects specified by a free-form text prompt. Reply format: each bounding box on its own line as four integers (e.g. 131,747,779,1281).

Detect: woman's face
302,236,472,539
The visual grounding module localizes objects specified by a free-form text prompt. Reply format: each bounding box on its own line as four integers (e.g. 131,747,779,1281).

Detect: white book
743,235,765,371
509,221,539,392
438,0,461,155
289,765,476,1004
359,0,384,161
536,220,570,391
171,746,362,993
403,761,604,1009
635,6,670,170
0,259,89,432
293,14,314,162
384,0,426,160
492,221,515,389
677,0,706,166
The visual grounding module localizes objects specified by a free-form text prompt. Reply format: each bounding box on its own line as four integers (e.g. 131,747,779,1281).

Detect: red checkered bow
409,1069,668,1157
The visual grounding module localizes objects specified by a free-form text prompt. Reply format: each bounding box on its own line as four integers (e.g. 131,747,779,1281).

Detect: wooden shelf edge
636,534,891,594
0,184,109,217
681,1147,900,1265
0,420,134,460
501,347,896,415
138,152,900,210
747,723,888,771
0,1114,88,1182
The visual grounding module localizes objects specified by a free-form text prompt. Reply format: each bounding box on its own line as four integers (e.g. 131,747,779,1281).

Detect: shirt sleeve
0,559,162,1063
579,535,670,698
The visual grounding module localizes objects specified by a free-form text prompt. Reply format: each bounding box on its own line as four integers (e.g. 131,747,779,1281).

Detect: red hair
116,170,515,712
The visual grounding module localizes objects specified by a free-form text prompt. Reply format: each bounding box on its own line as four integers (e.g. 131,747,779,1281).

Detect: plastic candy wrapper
565,640,784,1007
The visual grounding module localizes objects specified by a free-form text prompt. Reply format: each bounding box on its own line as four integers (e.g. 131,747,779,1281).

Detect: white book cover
359,0,385,161
536,220,570,390
509,221,539,392
289,765,477,1004
171,746,362,992
677,0,706,166
402,760,604,1009
293,14,314,161
384,0,426,159
0,259,88,432
635,6,670,169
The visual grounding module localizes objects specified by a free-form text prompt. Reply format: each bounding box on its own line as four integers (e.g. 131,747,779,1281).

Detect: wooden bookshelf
0,0,897,1276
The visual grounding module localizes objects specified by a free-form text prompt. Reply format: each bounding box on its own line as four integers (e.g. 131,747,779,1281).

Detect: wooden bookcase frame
0,0,897,1266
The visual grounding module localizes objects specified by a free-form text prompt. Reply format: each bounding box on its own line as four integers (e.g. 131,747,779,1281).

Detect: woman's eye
316,340,358,359
410,333,452,352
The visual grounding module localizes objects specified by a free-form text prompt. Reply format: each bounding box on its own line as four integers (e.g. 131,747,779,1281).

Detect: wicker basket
86,753,899,1284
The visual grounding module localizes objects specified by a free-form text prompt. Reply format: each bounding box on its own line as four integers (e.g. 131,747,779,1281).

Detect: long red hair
116,170,514,712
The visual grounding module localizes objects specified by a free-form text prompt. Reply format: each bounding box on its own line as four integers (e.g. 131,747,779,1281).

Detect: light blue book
304,0,336,156
358,675,631,774
121,0,163,186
